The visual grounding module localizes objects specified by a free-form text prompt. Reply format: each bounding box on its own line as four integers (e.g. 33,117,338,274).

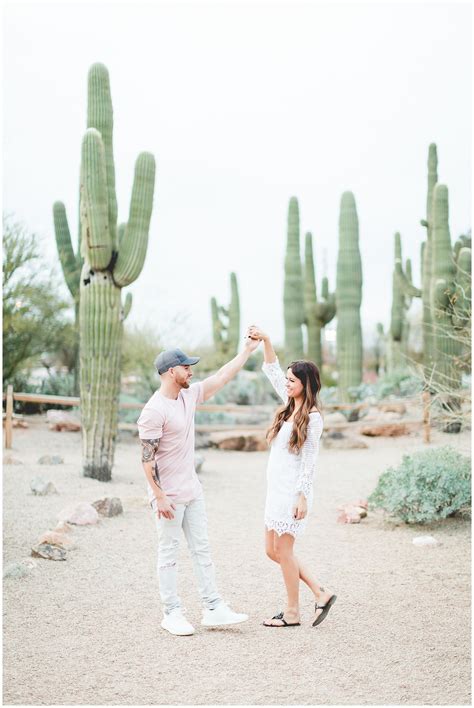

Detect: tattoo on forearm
152,461,161,489
140,439,162,489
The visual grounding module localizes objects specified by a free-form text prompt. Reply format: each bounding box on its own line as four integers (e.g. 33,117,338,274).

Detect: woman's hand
293,494,307,521
248,325,269,342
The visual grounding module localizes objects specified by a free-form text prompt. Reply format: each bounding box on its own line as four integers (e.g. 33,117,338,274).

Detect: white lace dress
262,359,323,538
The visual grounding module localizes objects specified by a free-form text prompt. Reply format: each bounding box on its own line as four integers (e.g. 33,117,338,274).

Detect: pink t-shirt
137,382,204,504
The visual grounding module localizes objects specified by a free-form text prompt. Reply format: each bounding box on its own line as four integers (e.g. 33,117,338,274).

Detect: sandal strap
272,611,284,620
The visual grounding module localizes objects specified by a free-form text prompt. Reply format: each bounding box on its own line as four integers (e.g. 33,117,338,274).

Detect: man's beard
180,380,190,389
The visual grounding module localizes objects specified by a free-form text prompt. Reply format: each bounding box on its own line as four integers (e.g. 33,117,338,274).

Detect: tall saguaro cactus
283,197,305,360
304,232,336,367
336,191,363,400
55,63,156,480
210,272,240,359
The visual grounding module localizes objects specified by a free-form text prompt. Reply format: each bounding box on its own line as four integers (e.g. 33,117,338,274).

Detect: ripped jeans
154,492,222,614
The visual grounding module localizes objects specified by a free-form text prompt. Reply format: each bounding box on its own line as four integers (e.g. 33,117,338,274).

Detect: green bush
369,446,471,524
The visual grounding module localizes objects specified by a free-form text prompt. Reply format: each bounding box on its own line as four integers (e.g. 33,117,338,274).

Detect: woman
249,325,336,628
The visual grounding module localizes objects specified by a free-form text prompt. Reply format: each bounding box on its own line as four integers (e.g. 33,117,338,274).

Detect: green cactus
210,272,240,359
336,191,363,400
374,323,386,376
53,202,83,393
60,63,155,481
304,232,336,367
430,184,462,390
283,197,305,360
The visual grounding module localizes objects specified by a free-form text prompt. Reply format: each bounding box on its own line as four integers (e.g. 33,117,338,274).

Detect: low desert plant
369,446,471,524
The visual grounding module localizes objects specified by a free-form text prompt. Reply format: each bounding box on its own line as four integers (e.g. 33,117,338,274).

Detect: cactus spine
210,272,240,359
69,63,155,480
283,197,305,360
304,232,336,367
336,192,363,400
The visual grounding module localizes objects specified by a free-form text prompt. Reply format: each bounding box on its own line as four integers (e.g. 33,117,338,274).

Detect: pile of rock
336,499,368,524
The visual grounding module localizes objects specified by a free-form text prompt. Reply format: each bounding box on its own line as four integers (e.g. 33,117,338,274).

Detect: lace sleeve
295,413,323,499
262,359,288,403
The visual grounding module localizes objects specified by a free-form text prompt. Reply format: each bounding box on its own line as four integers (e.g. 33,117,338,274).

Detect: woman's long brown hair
266,360,322,454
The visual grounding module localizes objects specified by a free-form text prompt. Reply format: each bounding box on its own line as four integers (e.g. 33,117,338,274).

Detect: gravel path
3,416,471,705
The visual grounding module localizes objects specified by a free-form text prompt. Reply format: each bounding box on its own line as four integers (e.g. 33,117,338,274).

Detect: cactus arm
210,297,223,348
452,247,471,328
394,232,422,298
304,232,317,322
80,129,112,270
283,197,305,358
228,272,240,355
87,63,118,251
321,276,329,300
53,201,81,300
113,152,156,288
123,292,132,320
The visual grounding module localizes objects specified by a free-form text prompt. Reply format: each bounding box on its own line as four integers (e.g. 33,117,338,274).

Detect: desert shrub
375,370,422,399
369,446,471,524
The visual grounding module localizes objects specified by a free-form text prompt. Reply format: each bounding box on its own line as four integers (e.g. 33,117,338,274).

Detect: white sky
3,0,472,350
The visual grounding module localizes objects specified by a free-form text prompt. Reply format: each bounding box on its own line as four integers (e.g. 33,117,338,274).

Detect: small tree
3,216,72,384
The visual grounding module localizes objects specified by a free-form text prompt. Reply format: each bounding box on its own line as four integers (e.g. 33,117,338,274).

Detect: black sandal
263,611,301,627
312,594,337,627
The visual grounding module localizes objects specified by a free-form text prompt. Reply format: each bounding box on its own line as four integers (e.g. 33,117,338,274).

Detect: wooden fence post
422,390,431,444
5,385,13,449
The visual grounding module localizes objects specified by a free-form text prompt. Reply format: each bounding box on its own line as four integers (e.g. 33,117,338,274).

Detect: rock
412,535,438,546
323,412,347,425
92,497,123,517
3,559,37,579
323,432,368,449
38,455,64,465
337,510,361,524
57,502,99,525
337,503,367,519
12,418,28,428
31,544,67,561
46,410,81,432
30,477,58,495
379,402,407,415
54,521,73,534
360,423,410,437
4,455,22,465
194,453,205,473
208,430,268,452
37,531,76,550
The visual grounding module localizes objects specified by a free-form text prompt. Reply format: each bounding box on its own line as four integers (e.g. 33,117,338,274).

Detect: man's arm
140,438,176,519
201,336,260,402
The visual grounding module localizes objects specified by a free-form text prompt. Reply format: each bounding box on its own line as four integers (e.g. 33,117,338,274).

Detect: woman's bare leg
265,528,334,624
263,530,300,625
265,528,329,598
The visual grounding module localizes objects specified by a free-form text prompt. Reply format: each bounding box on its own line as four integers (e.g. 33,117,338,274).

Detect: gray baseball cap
154,348,200,375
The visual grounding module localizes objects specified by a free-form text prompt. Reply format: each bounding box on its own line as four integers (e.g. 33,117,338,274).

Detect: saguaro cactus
56,63,155,480
388,233,413,370
304,232,336,367
283,197,305,360
336,191,363,400
430,184,462,390
210,272,240,359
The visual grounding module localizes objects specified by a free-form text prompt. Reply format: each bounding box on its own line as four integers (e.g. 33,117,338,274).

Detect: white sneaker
201,602,249,627
161,608,195,636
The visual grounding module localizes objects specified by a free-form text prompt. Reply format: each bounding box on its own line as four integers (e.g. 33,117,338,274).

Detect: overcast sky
3,1,472,350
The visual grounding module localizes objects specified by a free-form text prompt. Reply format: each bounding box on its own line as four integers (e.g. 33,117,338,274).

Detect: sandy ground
2,416,471,706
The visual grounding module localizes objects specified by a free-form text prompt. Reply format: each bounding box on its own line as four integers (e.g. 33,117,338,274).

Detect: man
137,334,260,636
